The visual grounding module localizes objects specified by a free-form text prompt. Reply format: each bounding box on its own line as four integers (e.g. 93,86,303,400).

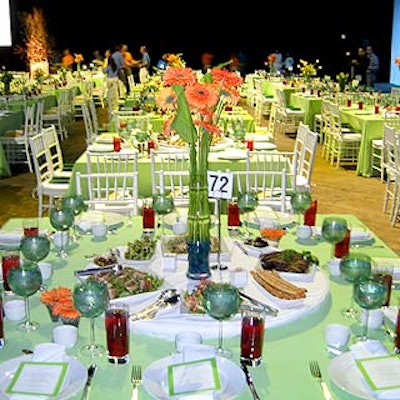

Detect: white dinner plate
76,210,125,232
142,354,245,399
0,355,87,400
248,210,295,229
217,149,248,160
328,352,374,399
87,143,114,152
245,133,272,142
240,241,278,257
253,142,277,151
210,137,235,152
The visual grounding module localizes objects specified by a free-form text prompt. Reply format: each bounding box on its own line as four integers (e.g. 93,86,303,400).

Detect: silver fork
309,360,335,400
130,365,142,400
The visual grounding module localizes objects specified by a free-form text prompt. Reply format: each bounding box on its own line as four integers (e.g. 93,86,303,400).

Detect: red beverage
334,228,350,258
246,140,254,151
374,104,380,114
374,272,393,307
2,253,20,292
23,227,39,237
304,200,317,226
147,140,156,156
142,206,155,232
310,89,314,95
347,99,352,107
240,315,265,366
113,137,122,152
105,305,130,364
227,200,240,229
358,101,364,110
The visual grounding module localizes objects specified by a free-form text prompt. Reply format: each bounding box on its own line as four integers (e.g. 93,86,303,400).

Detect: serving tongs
129,288,180,321
239,291,279,317
74,264,123,278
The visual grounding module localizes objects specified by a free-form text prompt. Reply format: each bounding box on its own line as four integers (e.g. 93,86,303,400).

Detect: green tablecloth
339,107,384,177
0,214,398,399
290,93,322,128
262,81,298,104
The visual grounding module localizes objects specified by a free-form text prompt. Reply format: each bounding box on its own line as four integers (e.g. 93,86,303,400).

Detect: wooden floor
1,101,399,256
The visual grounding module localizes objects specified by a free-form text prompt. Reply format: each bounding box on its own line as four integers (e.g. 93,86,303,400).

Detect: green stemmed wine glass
153,193,174,236
290,190,312,225
321,216,348,257
73,279,109,357
354,275,387,342
20,234,50,262
238,190,258,239
202,282,241,359
7,261,42,331
339,253,372,319
49,203,75,258
62,194,87,242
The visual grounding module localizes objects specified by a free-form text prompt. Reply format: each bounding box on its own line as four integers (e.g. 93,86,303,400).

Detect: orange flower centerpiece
75,53,84,72
40,286,81,326
156,64,243,279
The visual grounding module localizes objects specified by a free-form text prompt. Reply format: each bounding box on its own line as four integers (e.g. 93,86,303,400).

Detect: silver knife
239,291,279,317
240,362,261,400
81,363,97,400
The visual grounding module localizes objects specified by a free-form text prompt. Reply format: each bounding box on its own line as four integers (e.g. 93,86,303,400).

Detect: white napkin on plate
350,340,400,399
9,343,69,400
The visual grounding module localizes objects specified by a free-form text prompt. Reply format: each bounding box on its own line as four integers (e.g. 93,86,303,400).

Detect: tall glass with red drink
227,198,240,230
240,305,265,366
2,250,20,292
105,302,130,364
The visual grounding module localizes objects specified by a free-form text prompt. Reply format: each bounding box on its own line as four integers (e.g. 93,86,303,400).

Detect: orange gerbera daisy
163,67,197,86
185,83,219,111
156,87,177,112
395,57,400,66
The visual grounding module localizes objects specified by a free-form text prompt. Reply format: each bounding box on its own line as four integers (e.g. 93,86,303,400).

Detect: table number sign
207,171,233,200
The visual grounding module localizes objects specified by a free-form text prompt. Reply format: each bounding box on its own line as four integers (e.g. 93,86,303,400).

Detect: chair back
41,125,67,175
244,150,298,213
75,170,139,215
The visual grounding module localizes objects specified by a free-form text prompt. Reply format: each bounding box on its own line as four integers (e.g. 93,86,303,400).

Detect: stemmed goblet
153,192,174,236
49,201,75,258
73,279,109,357
354,275,387,342
202,282,241,359
290,190,312,225
237,190,258,239
7,260,43,331
339,253,372,318
321,217,348,257
62,194,87,242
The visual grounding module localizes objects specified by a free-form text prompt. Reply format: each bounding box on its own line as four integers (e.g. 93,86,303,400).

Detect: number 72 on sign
207,171,233,200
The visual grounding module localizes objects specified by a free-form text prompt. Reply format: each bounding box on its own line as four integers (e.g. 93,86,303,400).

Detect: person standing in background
283,53,295,76
366,45,379,89
138,45,151,83
351,47,369,88
121,44,139,94
200,52,214,74
61,48,75,70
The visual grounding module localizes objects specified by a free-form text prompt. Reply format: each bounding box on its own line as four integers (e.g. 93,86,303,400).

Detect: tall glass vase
186,137,212,280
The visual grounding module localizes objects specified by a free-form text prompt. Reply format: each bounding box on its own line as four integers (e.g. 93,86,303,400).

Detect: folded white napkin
350,340,400,399
9,343,69,400
0,231,22,245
